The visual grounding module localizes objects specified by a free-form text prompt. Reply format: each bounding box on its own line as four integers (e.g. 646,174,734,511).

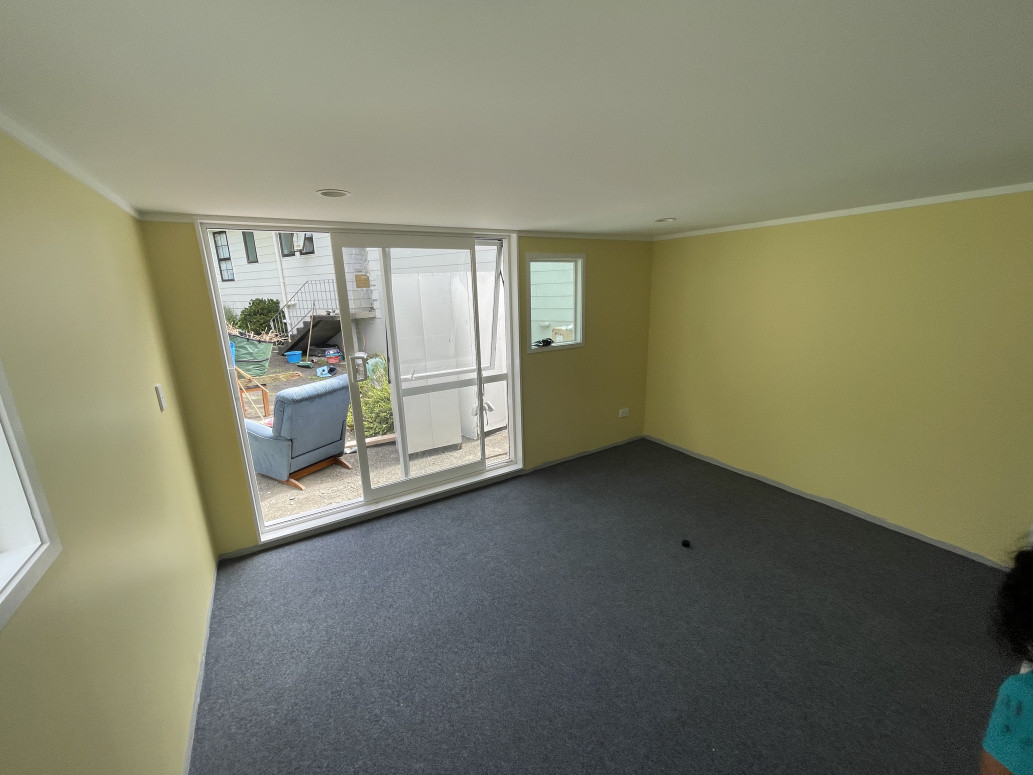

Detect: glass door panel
330,233,486,500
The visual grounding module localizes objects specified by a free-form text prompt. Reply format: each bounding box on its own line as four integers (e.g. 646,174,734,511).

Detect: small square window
527,253,584,350
243,231,259,263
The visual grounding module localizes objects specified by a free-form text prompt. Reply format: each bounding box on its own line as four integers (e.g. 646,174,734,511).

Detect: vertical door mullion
488,240,503,372
380,248,411,480
329,234,373,499
468,247,487,467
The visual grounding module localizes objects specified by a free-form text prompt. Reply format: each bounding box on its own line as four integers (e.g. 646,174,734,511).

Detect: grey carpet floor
189,439,1015,774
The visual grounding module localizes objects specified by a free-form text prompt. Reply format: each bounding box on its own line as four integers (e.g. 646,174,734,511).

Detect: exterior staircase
278,315,341,354
266,271,380,354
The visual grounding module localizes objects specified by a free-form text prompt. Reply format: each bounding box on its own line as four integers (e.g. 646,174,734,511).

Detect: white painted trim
655,182,1033,241
182,571,217,775
193,221,267,543
525,252,586,354
523,437,643,473
518,230,652,242
221,461,524,560
146,212,516,240
139,215,653,241
0,358,62,631
505,235,524,470
644,435,1005,569
0,109,137,217
194,220,524,545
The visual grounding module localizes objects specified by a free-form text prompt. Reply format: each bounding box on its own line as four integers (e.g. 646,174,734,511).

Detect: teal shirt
985,673,1033,775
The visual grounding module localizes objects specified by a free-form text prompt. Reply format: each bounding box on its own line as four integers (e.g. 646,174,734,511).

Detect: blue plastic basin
284,350,302,363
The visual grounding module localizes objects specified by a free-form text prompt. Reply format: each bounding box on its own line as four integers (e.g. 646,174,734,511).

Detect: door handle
350,352,368,382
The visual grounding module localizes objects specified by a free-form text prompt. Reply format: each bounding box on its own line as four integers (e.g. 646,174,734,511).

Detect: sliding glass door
330,232,488,500
202,224,514,529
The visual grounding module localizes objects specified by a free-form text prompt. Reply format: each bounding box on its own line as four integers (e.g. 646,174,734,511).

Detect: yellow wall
519,237,652,468
135,232,656,551
140,221,259,554
0,133,216,773
645,192,1033,564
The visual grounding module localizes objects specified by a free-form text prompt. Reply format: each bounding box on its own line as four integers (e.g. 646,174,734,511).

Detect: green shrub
347,353,394,437
237,298,282,335
224,306,240,326
353,381,395,437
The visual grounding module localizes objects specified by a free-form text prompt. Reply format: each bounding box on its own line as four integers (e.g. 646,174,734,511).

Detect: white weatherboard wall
211,229,285,312
211,230,338,316
211,231,388,347
529,261,576,340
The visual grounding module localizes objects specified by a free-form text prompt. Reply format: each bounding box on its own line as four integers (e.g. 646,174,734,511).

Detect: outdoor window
213,231,234,281
0,358,60,630
527,253,584,349
243,231,259,263
278,232,316,257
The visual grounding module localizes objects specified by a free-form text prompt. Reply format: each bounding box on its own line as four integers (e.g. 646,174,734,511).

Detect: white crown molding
655,181,1033,241
518,230,653,242
0,110,137,217
136,211,199,223
7,108,1030,240
137,214,653,242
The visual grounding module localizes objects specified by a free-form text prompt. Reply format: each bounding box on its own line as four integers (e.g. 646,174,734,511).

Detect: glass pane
210,229,362,526
243,231,258,263
278,232,295,256
529,259,580,346
213,231,230,259
476,242,507,374
482,379,510,464
340,243,486,491
343,248,404,489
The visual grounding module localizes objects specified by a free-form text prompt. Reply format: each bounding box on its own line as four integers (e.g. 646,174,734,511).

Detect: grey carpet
189,439,1015,774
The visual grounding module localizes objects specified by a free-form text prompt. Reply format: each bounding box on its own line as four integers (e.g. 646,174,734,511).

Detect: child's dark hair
996,547,1033,661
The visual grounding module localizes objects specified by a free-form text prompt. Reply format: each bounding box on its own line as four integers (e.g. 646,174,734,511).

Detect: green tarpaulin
230,334,273,377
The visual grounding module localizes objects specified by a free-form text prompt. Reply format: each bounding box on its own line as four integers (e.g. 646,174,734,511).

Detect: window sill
0,540,60,630
243,462,524,556
528,341,584,353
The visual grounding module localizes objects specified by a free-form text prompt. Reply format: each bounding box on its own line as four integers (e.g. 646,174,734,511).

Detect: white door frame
329,231,488,502
194,218,522,542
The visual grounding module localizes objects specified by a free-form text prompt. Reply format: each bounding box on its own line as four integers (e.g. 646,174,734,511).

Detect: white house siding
211,229,286,315
529,262,576,341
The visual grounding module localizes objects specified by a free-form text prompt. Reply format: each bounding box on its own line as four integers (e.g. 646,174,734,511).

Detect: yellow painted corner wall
519,237,652,468
645,192,1033,564
139,221,259,554
0,132,215,773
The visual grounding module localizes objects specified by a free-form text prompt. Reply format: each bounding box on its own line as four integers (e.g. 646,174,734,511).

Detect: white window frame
526,253,585,353
0,357,60,631
194,218,523,545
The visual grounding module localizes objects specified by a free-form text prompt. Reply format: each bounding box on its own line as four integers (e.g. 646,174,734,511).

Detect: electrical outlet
618,407,630,418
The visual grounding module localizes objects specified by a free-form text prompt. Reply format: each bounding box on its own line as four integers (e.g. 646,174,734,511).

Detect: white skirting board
183,573,218,775
643,435,1005,570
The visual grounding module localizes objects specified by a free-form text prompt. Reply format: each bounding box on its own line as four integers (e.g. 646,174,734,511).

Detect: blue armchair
245,375,352,490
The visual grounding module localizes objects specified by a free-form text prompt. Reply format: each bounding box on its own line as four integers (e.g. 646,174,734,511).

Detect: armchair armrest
245,420,292,481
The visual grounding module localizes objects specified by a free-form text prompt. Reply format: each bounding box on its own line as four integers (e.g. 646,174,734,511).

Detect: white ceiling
1,1,1031,236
